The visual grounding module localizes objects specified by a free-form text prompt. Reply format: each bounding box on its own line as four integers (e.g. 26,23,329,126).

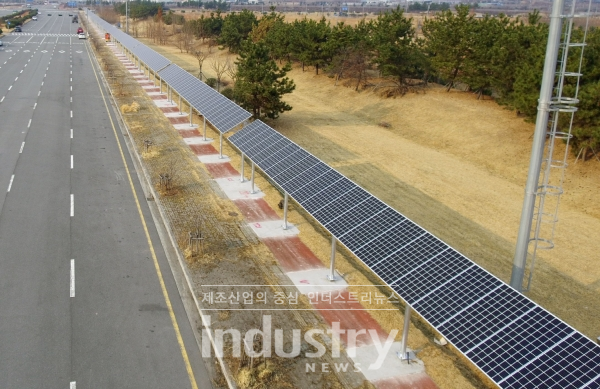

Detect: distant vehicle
0,40,3,47
77,27,83,34
58,13,62,16
32,16,37,20
14,26,21,32
78,33,86,40
68,13,72,16
48,13,51,16
72,16,78,23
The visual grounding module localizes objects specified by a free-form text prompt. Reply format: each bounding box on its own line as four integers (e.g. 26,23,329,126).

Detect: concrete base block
146,91,163,96
286,268,348,294
184,137,213,145
154,100,178,108
248,220,299,239
199,154,230,163
214,177,264,200
348,343,424,382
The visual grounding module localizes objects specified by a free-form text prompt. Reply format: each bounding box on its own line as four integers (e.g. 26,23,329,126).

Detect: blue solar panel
337,207,406,253
290,169,345,204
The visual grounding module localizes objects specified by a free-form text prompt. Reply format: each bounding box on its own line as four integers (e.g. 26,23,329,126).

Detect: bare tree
225,58,238,87
192,48,209,80
210,59,227,92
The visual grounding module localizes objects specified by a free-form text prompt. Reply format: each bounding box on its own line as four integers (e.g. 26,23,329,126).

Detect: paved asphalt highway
0,10,212,389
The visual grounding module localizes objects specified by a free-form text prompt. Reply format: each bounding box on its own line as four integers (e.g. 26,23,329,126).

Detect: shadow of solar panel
438,286,536,352
388,249,471,304
468,306,575,383
369,232,446,273
337,207,406,253
413,266,502,327
500,332,600,389
290,169,344,204
265,149,309,178
276,155,321,186
323,195,387,237
301,177,357,215
311,186,371,225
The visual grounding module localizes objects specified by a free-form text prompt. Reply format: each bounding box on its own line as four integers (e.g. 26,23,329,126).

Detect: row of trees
186,6,598,157
119,5,600,156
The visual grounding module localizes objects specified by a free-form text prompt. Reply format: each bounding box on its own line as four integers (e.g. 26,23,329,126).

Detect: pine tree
235,41,296,119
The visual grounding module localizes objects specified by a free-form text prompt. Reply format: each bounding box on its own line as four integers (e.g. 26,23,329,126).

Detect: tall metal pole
510,0,566,292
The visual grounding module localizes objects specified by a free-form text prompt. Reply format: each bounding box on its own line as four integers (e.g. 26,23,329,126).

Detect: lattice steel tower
511,0,591,292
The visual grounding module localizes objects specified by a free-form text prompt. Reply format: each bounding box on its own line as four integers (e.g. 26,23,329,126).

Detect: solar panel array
229,121,600,389
88,12,251,133
89,10,600,389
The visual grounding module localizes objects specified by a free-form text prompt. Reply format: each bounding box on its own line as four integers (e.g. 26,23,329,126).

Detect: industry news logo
201,315,398,371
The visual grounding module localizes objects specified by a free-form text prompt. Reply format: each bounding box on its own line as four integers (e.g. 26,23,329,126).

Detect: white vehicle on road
78,33,86,39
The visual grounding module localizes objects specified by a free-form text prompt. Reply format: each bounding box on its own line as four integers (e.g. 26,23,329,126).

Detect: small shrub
181,10,185,12
221,87,235,100
205,77,217,88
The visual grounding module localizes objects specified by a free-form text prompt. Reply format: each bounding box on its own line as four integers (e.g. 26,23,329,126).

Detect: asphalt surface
0,10,213,389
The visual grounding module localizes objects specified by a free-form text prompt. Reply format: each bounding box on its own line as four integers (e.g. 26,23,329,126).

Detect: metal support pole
510,0,566,292
160,78,163,94
240,153,245,182
203,117,207,140
400,304,411,356
153,70,156,87
283,192,289,230
327,237,338,281
189,103,193,126
219,133,223,158
250,162,255,194
179,95,182,114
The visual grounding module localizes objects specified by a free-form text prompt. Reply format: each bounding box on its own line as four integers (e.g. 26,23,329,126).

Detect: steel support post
219,133,223,158
189,103,193,126
203,117,207,140
401,304,411,356
283,192,289,230
240,153,245,182
327,237,338,281
250,162,255,194
179,94,182,115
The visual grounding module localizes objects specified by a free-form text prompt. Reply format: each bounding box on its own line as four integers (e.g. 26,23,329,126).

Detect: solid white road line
7,175,14,192
71,155,73,169
19,142,24,153
70,194,74,217
70,381,76,389
70,259,75,297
